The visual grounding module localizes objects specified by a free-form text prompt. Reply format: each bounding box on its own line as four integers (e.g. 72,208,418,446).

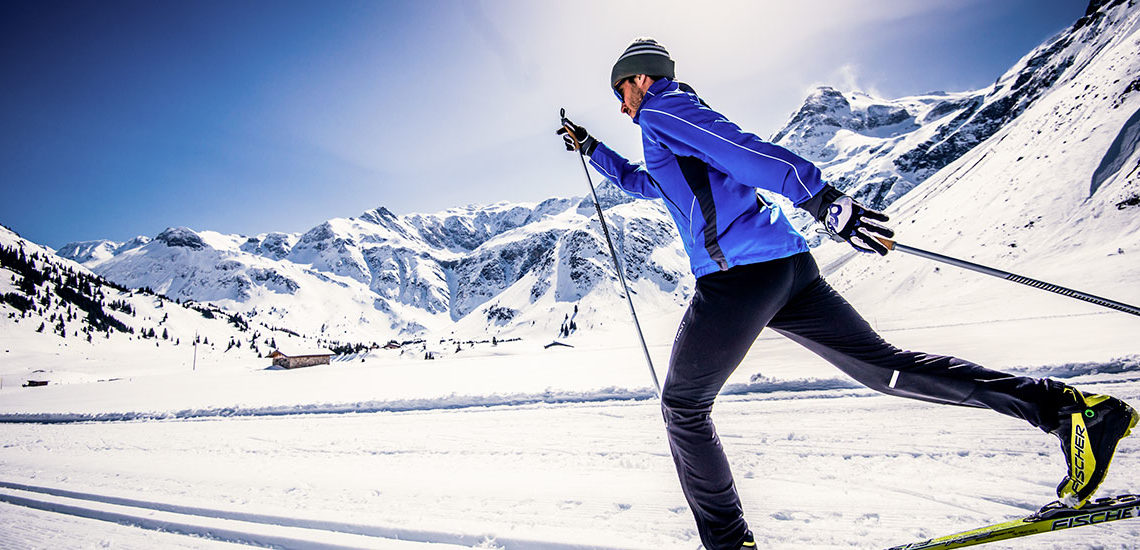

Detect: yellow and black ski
885,494,1140,550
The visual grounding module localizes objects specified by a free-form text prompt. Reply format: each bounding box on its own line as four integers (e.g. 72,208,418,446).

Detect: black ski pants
662,252,1069,550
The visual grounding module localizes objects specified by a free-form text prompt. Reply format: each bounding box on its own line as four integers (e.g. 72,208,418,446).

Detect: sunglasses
613,77,634,101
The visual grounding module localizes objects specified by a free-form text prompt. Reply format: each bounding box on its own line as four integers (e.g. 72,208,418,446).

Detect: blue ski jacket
589,78,826,278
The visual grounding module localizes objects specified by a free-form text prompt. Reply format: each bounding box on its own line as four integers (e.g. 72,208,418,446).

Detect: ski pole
875,237,1140,317
560,108,662,398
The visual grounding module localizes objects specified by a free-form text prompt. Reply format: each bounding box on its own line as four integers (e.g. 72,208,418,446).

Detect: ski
885,494,1140,549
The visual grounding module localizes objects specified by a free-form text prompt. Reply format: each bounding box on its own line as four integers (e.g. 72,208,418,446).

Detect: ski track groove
1,382,1137,548
0,481,637,550
0,490,375,550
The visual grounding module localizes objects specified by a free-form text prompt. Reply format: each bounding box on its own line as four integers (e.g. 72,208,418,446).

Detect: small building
382,340,402,350
267,348,333,369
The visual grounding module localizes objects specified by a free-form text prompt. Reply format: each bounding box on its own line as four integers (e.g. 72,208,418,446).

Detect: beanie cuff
611,56,675,88
610,38,675,88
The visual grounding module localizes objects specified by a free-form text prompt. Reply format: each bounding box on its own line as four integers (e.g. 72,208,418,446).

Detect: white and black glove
800,185,894,255
557,115,598,156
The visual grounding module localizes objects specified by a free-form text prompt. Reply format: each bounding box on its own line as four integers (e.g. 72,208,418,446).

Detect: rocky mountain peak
155,227,207,250
771,87,850,143
769,0,1136,211
1085,0,1125,18
358,206,400,226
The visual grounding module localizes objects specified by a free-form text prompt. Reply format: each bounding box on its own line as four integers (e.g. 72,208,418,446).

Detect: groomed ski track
0,481,621,549
1,374,1137,549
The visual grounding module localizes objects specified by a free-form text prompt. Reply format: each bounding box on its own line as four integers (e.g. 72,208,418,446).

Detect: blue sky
1,0,1086,248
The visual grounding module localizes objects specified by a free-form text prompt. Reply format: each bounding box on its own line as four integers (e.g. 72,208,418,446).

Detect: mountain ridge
40,0,1140,347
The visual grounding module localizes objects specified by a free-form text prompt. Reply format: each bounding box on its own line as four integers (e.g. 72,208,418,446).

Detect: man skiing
556,38,1138,550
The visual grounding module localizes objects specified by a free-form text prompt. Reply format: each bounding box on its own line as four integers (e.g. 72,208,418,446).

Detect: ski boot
739,531,756,549
1051,388,1138,508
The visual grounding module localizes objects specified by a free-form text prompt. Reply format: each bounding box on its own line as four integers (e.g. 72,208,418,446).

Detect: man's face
615,76,648,120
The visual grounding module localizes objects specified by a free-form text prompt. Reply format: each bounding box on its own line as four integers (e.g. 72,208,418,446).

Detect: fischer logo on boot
1071,419,1093,492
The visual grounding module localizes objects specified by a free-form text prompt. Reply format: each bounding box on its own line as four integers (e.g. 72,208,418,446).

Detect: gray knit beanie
610,37,675,88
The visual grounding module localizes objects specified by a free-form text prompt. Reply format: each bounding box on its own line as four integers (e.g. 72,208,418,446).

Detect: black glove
557,116,598,156
800,185,894,255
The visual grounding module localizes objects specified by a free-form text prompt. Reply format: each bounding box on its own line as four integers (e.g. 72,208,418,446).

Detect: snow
53,240,119,265
0,500,253,550
1,306,1137,548
3,2,1140,548
269,347,335,359
54,187,689,345
813,0,1140,330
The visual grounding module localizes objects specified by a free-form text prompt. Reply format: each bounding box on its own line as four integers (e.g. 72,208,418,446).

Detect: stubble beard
627,87,646,119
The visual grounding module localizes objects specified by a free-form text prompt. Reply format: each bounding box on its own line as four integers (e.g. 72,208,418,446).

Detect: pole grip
559,107,585,151
875,236,897,252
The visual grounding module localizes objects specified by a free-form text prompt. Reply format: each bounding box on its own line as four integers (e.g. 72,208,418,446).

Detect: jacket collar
632,78,678,125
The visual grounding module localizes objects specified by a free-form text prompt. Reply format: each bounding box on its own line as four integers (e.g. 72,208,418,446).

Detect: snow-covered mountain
59,187,692,343
771,87,976,209
54,236,150,264
0,224,323,386
43,0,1140,349
817,0,1140,323
770,2,1127,212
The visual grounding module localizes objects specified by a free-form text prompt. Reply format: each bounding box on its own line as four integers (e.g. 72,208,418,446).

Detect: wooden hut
267,348,333,369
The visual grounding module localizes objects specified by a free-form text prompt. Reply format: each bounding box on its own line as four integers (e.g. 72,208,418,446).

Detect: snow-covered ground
3,3,1139,547
1,301,1137,549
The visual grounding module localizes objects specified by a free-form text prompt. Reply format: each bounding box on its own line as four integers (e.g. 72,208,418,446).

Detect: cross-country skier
556,38,1138,550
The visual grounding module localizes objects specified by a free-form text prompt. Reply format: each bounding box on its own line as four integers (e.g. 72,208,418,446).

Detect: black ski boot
1051,387,1138,508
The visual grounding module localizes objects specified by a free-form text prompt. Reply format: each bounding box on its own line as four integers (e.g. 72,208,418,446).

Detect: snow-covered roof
268,348,334,358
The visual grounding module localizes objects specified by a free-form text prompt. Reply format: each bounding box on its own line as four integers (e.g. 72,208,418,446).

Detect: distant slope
58,185,692,343
819,0,1140,323
0,224,317,386
770,2,1130,214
